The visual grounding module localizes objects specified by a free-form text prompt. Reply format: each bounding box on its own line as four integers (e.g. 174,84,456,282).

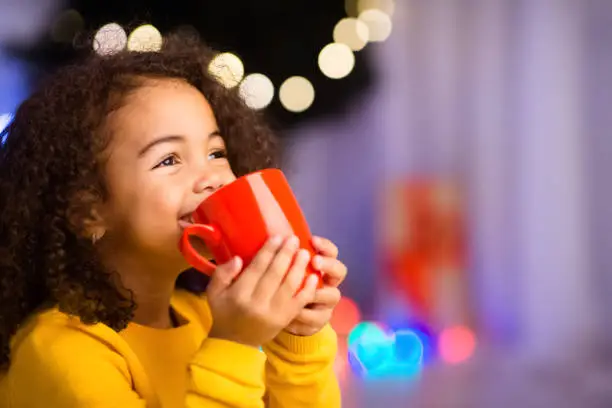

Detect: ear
67,190,109,240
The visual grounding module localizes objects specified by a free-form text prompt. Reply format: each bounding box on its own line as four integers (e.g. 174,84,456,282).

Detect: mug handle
180,224,222,275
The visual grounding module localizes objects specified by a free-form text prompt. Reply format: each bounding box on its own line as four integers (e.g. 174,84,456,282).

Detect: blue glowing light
0,113,12,145
394,329,424,366
347,322,425,379
347,321,388,347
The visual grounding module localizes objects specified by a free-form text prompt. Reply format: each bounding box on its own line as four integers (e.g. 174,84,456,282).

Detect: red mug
179,168,322,288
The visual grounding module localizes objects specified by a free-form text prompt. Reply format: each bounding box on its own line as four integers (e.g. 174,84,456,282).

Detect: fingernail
300,249,311,261
312,255,323,269
288,235,300,249
270,235,283,246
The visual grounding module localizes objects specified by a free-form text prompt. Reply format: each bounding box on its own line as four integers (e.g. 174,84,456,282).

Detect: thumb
207,256,243,297
294,274,318,307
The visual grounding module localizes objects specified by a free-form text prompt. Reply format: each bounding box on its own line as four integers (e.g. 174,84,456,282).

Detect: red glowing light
330,297,361,336
334,338,349,382
439,325,476,364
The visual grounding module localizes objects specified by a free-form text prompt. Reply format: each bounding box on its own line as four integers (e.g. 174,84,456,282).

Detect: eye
153,154,181,169
208,149,228,160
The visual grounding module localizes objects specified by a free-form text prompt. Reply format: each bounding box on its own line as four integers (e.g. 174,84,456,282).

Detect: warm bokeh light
238,73,275,110
359,9,393,42
93,23,127,56
279,76,315,113
127,24,163,52
330,296,362,336
333,18,369,51
208,52,245,89
334,337,349,382
346,0,395,17
318,43,355,79
358,0,396,16
51,9,84,43
439,325,476,364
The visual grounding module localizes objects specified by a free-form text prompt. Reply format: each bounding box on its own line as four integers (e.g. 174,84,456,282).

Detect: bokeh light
347,322,425,379
439,325,476,364
0,113,12,131
127,24,163,52
0,113,12,145
334,338,349,382
333,18,369,51
208,52,245,89
394,329,424,366
349,335,395,373
93,23,127,56
318,43,355,79
330,296,361,336
0,113,13,145
358,9,393,42
238,73,275,110
347,322,394,375
348,321,388,347
358,0,396,16
345,0,396,18
279,76,315,113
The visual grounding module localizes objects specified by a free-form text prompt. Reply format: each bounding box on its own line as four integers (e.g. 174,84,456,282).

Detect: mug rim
201,167,282,204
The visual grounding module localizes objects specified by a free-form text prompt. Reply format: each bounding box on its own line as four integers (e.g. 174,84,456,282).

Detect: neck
100,245,181,329
128,278,176,329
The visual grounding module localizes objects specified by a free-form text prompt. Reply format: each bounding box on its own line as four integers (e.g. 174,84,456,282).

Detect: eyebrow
138,130,222,157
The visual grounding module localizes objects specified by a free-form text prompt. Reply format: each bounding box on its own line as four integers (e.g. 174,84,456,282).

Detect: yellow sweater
0,290,341,407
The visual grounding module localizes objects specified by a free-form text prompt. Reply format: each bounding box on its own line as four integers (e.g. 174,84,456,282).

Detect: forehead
106,78,218,150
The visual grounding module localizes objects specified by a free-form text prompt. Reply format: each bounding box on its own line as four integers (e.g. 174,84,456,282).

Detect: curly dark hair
0,33,278,368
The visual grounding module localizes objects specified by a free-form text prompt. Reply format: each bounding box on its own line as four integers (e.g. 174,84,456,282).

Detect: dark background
6,0,374,131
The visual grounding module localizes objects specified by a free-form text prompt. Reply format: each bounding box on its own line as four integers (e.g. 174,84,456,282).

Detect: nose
193,172,225,196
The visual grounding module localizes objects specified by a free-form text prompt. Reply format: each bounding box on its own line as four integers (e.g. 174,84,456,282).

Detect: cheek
221,166,237,184
140,185,183,224
110,179,183,233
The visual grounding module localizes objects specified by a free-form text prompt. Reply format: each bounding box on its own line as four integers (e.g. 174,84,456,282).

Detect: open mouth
178,213,195,228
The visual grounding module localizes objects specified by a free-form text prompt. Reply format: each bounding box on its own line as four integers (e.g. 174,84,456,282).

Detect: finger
285,320,319,337
293,273,318,307
276,249,310,302
312,236,339,258
232,236,283,293
292,307,333,327
312,256,347,287
206,256,243,297
309,287,341,309
253,236,300,301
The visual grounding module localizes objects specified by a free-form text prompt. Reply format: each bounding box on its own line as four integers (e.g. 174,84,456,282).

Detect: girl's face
98,78,236,273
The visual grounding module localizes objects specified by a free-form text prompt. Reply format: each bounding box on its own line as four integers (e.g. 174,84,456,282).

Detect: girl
0,33,346,407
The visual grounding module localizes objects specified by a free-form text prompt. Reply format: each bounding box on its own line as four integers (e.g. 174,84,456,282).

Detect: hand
206,236,319,348
284,236,347,336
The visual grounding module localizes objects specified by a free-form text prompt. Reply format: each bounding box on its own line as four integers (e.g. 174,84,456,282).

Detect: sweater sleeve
187,338,267,407
262,325,342,408
5,322,267,407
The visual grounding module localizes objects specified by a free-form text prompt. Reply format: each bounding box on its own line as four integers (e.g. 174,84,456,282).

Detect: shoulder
9,308,132,378
3,308,137,406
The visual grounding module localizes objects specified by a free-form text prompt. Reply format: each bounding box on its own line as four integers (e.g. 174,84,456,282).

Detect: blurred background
2,0,612,406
